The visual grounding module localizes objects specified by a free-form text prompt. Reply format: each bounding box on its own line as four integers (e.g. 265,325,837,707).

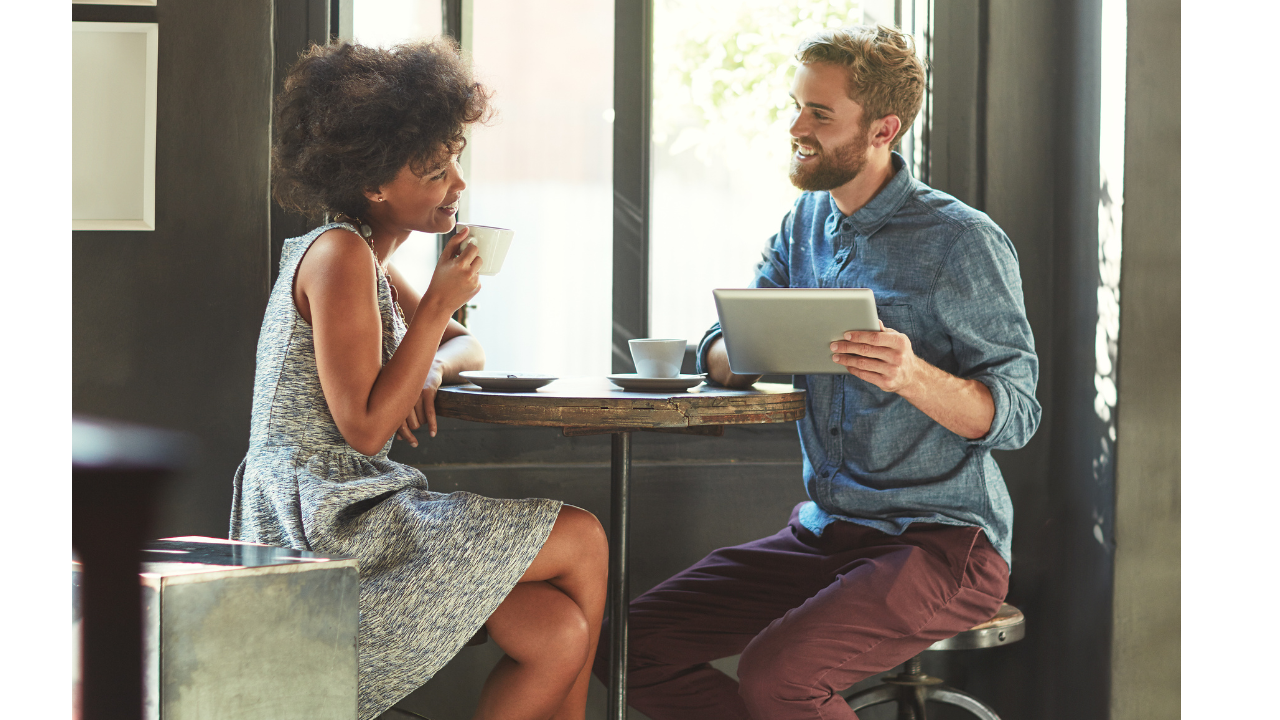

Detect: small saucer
607,373,707,392
460,371,557,392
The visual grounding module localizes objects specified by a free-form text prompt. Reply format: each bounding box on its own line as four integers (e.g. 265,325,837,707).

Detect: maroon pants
593,503,1008,719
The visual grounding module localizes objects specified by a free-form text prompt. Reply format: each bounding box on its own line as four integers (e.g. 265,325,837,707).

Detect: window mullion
611,0,653,373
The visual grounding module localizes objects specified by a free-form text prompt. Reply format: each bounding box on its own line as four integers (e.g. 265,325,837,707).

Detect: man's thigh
736,521,1009,697
626,503,845,666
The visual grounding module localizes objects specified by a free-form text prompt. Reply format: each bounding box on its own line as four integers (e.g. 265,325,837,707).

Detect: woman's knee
553,505,609,569
493,584,591,670
540,599,592,671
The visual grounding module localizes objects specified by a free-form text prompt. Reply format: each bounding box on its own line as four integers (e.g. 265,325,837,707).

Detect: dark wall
1007,0,1115,718
72,0,274,538
1042,0,1113,714
271,0,333,278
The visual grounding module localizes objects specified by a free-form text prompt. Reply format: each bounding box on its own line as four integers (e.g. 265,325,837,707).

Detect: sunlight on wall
1092,0,1126,516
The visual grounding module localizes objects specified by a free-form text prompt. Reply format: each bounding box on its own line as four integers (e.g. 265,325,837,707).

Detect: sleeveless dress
230,223,562,719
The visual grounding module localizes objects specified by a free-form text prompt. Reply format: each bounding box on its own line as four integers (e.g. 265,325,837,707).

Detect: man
593,24,1041,719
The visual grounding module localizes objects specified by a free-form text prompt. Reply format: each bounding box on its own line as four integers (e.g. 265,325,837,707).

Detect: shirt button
829,427,840,436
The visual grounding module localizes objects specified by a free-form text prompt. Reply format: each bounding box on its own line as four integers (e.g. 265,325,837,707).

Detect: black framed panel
610,0,652,373
71,3,158,23
442,0,463,41
928,0,985,210
270,0,332,280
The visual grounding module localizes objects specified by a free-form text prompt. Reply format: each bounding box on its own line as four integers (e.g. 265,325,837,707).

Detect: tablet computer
712,288,879,375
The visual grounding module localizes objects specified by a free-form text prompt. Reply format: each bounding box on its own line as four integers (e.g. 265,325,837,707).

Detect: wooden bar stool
845,603,1025,720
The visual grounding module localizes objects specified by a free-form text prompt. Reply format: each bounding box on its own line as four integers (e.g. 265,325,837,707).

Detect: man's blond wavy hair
795,24,926,150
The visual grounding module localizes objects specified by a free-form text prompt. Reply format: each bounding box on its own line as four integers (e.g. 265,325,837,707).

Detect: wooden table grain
436,376,805,431
435,377,805,720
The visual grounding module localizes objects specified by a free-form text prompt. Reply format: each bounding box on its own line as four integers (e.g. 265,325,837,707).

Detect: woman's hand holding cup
423,226,483,316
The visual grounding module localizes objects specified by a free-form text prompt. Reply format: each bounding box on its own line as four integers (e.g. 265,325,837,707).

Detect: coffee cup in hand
459,225,515,276
629,339,686,378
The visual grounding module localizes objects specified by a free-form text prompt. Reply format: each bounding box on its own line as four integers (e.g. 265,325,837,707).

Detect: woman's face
367,153,466,235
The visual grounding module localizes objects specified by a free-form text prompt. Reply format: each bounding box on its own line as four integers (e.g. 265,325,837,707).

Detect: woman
230,39,607,720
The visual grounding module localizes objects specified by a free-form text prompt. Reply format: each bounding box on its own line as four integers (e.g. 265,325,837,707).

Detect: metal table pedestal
608,431,631,720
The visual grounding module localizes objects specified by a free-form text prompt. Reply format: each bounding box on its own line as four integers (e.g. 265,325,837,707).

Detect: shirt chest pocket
875,304,919,342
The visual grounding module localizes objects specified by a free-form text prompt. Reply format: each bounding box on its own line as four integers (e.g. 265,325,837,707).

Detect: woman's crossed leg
474,505,608,720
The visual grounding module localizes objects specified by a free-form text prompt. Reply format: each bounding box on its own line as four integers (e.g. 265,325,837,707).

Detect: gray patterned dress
230,223,562,719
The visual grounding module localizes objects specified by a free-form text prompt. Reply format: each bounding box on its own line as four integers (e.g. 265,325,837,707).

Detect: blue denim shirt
697,154,1040,567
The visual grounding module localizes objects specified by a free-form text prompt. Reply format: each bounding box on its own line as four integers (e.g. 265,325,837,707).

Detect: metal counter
73,537,359,720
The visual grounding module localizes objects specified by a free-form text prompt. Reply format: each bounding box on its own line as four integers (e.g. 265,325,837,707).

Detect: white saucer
607,373,707,392
460,371,557,392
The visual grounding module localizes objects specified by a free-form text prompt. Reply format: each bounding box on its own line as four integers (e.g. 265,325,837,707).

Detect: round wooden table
436,377,806,720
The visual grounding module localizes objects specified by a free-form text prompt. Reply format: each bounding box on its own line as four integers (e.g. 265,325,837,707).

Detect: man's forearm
706,337,762,389
897,361,995,440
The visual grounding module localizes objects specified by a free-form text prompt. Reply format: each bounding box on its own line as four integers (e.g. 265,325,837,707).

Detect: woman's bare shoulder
294,227,379,323
298,227,377,281
308,226,373,263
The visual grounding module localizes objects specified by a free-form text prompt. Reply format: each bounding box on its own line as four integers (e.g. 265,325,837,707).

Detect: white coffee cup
629,338,687,378
460,225,515,276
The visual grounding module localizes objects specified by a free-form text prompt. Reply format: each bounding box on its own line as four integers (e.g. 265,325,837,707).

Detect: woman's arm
386,260,485,444
296,228,481,455
397,323,485,445
387,261,484,381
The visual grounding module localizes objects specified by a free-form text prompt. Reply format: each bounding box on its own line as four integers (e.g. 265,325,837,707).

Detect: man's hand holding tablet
830,321,996,440
709,285,996,439
828,321,922,394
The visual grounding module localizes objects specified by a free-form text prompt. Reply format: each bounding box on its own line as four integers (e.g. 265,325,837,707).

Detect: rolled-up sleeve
694,322,723,377
932,222,1041,450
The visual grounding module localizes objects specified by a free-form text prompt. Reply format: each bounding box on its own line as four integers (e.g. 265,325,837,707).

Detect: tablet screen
713,288,879,375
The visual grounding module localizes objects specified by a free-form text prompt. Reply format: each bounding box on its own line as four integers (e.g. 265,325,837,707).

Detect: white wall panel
72,22,157,230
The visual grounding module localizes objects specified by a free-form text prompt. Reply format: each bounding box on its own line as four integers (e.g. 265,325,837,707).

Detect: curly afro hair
271,38,492,218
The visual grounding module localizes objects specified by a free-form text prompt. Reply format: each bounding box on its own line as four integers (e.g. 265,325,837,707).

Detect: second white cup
629,338,687,378
460,224,515,276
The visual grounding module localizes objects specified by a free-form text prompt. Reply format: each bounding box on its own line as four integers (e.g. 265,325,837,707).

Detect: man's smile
793,140,820,161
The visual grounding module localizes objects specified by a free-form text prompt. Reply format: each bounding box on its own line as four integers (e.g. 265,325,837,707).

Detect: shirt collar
824,152,913,237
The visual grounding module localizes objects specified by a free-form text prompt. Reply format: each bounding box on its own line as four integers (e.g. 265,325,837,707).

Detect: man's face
787,62,873,192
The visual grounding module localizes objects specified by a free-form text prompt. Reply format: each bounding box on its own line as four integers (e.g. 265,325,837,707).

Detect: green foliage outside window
654,0,865,173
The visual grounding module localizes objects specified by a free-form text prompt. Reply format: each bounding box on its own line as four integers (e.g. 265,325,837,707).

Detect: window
648,0,930,343
354,0,614,376
353,0,930,373
464,0,614,375
351,1,444,302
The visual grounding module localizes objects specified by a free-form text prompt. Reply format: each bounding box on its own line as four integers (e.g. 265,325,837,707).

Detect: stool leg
927,685,1002,720
846,682,929,720
903,686,928,720
897,657,929,720
846,683,899,712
